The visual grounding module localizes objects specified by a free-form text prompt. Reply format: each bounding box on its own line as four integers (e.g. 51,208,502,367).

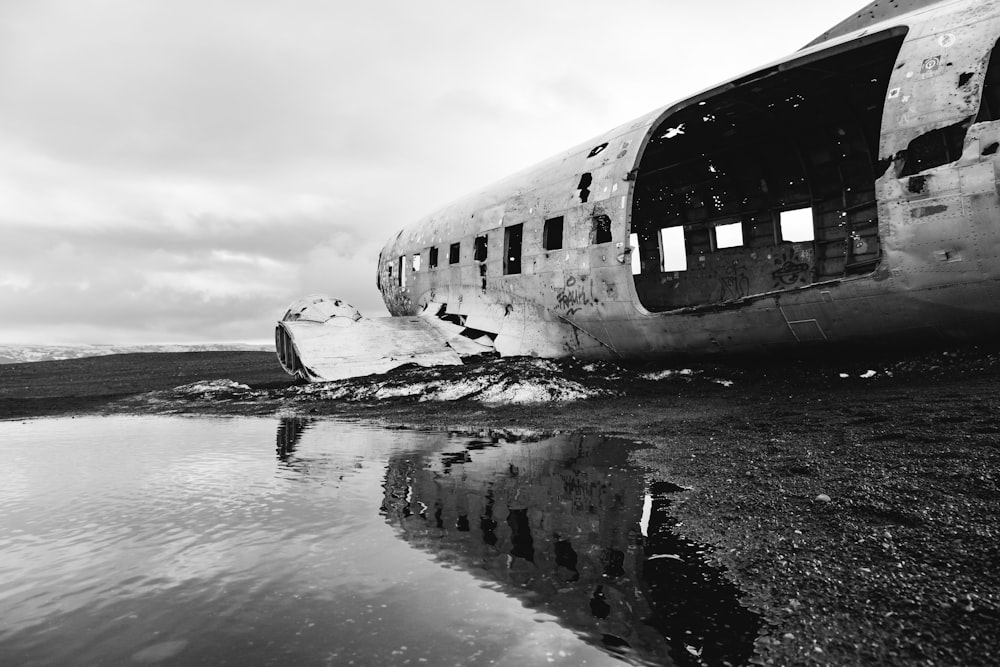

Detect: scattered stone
815,494,831,503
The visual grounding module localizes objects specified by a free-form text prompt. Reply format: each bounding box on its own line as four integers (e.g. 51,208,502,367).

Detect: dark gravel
2,346,998,665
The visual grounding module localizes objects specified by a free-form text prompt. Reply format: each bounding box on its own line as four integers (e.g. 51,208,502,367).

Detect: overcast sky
0,0,868,345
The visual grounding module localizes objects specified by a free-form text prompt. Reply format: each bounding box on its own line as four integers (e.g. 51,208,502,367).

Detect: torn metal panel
490,299,615,359
276,316,462,382
275,296,462,382
880,16,1000,159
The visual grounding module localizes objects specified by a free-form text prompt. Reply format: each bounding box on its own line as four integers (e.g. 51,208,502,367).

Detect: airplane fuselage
374,0,1000,362
275,0,1000,381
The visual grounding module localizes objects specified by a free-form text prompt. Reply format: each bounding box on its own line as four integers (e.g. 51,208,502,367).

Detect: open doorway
630,29,906,311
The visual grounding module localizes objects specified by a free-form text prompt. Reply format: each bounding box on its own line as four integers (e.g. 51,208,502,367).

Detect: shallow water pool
0,416,758,666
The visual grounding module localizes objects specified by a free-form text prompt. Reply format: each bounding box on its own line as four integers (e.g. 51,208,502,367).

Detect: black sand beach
2,348,998,666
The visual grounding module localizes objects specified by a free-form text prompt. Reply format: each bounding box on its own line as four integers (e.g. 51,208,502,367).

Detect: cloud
0,217,387,344
0,0,866,344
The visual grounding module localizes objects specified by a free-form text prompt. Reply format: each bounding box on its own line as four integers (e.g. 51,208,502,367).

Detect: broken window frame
593,214,613,245
577,173,592,203
504,223,523,275
543,216,564,251
713,221,744,250
398,255,407,288
429,246,439,269
449,242,461,265
658,226,688,272
474,235,488,262
779,208,815,242
898,118,972,177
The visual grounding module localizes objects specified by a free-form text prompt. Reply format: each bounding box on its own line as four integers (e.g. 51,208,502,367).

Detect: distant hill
0,343,271,364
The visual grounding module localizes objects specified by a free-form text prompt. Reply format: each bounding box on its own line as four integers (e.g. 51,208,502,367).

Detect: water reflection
377,430,761,666
0,416,759,667
275,416,312,461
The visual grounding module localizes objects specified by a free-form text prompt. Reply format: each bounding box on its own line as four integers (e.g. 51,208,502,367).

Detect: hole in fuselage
630,30,906,312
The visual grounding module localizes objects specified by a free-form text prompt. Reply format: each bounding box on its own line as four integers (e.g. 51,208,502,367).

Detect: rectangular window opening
594,214,613,244
628,233,641,275
543,216,564,250
659,226,688,272
780,208,815,242
686,226,712,256
715,221,744,249
474,235,488,261
449,242,461,264
398,255,407,287
412,253,421,272
504,224,523,275
429,246,439,269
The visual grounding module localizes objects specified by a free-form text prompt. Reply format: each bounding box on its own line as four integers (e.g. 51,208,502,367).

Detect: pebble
815,494,831,503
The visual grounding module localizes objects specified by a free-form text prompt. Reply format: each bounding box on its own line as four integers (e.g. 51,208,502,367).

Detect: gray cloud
0,0,863,344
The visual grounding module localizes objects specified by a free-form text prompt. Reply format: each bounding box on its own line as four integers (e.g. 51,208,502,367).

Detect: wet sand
2,349,998,666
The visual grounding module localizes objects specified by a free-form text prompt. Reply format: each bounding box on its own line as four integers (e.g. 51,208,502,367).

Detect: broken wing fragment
275,295,462,382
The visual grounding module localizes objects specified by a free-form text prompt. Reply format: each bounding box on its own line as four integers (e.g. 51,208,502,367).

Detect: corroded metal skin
279,1,1000,380
372,0,1000,364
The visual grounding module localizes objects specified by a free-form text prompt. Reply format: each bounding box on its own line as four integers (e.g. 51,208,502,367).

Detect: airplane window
715,222,744,249
429,246,439,269
504,224,523,275
412,253,421,272
398,256,407,287
474,235,488,261
780,208,815,242
593,214,612,244
543,216,564,250
449,242,461,264
659,227,687,272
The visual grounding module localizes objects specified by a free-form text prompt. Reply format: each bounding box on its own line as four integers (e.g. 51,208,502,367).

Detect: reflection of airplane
275,417,313,462
277,0,1000,381
379,434,761,665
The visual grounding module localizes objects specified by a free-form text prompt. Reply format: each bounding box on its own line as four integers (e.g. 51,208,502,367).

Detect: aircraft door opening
629,29,907,312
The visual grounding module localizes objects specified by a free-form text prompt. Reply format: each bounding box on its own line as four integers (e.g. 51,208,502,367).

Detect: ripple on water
0,416,760,666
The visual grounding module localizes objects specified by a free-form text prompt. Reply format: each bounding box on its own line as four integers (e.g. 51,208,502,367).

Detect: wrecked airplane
277,0,1000,381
